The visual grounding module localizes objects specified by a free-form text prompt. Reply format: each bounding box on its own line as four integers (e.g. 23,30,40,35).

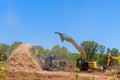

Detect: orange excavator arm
55,32,86,62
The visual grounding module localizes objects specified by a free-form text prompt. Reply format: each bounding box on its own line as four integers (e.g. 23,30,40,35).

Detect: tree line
0,41,119,66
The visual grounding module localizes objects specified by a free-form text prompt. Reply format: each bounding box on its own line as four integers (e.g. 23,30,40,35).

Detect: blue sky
0,0,120,53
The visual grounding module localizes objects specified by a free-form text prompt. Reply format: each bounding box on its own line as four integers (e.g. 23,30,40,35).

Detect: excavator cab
76,59,98,71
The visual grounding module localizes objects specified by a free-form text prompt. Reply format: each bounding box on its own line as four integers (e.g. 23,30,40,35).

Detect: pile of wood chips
6,43,42,72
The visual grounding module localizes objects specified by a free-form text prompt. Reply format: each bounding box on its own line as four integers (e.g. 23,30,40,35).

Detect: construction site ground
2,44,120,80
3,69,120,80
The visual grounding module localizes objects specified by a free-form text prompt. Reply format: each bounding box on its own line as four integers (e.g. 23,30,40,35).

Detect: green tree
33,46,45,54
98,45,106,54
98,53,106,66
111,48,119,65
80,41,99,60
6,41,22,58
7,41,22,53
97,45,106,65
0,43,9,60
111,48,119,55
50,45,68,59
51,45,81,61
66,53,81,61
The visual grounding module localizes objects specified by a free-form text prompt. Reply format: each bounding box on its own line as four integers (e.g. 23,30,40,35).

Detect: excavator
55,32,98,71
105,52,120,70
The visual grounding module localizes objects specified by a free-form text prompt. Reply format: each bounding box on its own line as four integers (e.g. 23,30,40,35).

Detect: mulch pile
6,43,42,72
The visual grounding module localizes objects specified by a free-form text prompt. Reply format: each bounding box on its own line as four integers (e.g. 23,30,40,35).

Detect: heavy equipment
105,52,120,69
55,32,98,71
40,55,66,70
31,46,66,71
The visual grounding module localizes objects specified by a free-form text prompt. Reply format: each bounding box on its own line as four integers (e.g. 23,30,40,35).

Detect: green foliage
111,48,119,65
8,41,22,52
4,41,22,59
0,54,6,79
111,48,119,55
50,45,67,59
50,45,81,61
66,53,81,61
33,46,45,55
80,41,108,66
0,43,9,53
80,41,106,61
98,45,106,54
0,43,9,61
80,41,99,60
98,53,106,66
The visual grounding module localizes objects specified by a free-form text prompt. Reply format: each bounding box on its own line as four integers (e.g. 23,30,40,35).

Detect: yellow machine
55,32,98,71
106,52,120,69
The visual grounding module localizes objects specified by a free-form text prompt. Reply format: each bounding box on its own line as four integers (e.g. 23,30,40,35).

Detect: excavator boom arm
106,53,120,68
55,32,86,61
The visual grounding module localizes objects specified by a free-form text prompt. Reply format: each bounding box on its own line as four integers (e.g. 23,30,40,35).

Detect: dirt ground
3,70,120,80
2,43,120,80
3,71,74,80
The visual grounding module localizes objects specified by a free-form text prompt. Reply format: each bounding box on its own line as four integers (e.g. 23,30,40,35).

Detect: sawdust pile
6,43,42,72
